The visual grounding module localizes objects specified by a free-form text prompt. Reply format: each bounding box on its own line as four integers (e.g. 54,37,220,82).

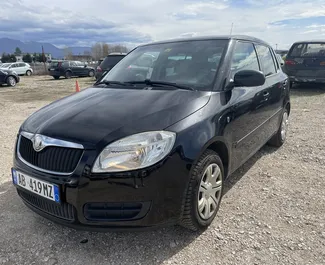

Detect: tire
179,149,224,231
65,71,72,79
7,76,16,87
53,76,60,80
88,70,95,77
26,70,32,76
268,108,289,147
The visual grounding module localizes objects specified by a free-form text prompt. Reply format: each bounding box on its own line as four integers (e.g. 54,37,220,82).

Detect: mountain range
0,38,91,58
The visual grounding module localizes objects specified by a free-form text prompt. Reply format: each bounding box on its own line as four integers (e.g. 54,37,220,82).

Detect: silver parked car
0,62,33,76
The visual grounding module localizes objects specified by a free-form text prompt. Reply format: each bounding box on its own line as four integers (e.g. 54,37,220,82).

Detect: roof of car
108,52,127,56
139,35,271,47
291,40,325,45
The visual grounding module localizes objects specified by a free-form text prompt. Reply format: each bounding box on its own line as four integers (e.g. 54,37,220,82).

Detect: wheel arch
5,75,18,82
285,101,291,115
205,140,230,178
189,137,231,179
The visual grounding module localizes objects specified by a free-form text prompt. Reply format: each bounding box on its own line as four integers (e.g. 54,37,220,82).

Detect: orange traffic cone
75,80,80,92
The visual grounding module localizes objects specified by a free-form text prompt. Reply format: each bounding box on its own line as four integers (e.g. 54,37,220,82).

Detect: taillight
285,60,297,65
96,66,102,72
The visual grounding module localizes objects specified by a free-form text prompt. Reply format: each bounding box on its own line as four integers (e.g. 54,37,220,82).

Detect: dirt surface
0,76,324,265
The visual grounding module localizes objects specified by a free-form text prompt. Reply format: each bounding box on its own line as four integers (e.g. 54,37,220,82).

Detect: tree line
90,43,129,60
1,52,46,63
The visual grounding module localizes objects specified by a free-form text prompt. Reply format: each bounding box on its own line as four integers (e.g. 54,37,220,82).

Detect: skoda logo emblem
33,135,45,152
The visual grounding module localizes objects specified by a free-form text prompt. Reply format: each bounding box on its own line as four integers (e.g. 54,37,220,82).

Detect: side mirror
234,70,265,87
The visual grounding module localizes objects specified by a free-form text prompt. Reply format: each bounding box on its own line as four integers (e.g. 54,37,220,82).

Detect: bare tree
110,44,129,53
102,43,110,57
91,43,103,60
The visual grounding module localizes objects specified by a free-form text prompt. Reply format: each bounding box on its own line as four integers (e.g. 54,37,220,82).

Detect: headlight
92,131,176,173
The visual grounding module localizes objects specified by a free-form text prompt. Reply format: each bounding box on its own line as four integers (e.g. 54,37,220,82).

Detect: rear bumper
289,76,325,83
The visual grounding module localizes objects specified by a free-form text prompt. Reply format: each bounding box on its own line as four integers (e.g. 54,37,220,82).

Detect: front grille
84,202,151,221
18,189,75,221
18,136,83,173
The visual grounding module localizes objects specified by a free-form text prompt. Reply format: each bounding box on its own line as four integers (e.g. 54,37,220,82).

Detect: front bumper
13,151,190,230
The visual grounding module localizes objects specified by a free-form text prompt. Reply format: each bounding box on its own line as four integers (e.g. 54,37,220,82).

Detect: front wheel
26,70,32,76
268,109,289,147
7,76,16,87
88,70,95,77
179,150,224,231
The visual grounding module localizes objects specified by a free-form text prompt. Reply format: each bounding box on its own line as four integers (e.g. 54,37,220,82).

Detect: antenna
230,23,234,35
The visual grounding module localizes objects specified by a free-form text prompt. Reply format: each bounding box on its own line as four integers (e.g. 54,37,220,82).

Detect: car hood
21,87,211,148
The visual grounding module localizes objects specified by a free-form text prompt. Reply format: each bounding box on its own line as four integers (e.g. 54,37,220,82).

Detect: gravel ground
0,76,324,265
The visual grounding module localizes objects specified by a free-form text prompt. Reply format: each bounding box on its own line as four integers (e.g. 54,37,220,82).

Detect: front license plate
12,169,60,203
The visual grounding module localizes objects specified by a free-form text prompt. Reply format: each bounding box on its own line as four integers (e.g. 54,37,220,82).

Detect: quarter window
255,45,277,76
231,42,260,77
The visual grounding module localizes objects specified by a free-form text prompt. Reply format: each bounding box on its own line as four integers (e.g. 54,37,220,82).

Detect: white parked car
0,62,33,76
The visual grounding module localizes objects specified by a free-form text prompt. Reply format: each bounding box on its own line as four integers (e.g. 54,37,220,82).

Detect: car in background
0,69,20,87
95,53,126,80
48,60,95,79
0,62,33,76
283,41,325,87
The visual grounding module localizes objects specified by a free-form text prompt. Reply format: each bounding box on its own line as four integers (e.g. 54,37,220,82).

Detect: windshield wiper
94,81,132,87
127,79,195,91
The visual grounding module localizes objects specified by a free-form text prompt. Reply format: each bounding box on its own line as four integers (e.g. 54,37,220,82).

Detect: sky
1,0,325,49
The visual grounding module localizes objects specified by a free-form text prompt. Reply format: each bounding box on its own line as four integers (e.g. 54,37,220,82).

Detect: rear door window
289,43,325,57
255,45,277,76
101,55,125,69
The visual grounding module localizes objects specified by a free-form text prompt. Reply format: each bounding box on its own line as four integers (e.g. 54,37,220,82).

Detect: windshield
289,42,325,57
0,63,11,68
101,40,228,90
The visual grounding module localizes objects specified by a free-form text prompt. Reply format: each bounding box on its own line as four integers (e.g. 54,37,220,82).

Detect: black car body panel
284,41,325,83
20,88,211,148
13,35,290,229
0,69,20,85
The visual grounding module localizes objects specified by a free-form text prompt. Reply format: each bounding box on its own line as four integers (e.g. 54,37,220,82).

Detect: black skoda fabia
12,35,290,231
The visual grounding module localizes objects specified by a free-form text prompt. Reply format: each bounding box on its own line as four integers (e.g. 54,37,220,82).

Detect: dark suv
95,53,126,80
284,41,325,86
12,35,290,231
49,60,95,79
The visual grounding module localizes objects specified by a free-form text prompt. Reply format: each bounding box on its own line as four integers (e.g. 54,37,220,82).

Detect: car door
16,63,26,75
223,41,272,171
79,62,89,76
9,63,19,74
255,44,287,136
69,61,79,76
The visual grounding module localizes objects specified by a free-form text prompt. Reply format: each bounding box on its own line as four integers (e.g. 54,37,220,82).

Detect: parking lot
0,76,325,265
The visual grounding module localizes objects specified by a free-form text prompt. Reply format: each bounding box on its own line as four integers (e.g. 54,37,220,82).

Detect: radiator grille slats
19,136,83,173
